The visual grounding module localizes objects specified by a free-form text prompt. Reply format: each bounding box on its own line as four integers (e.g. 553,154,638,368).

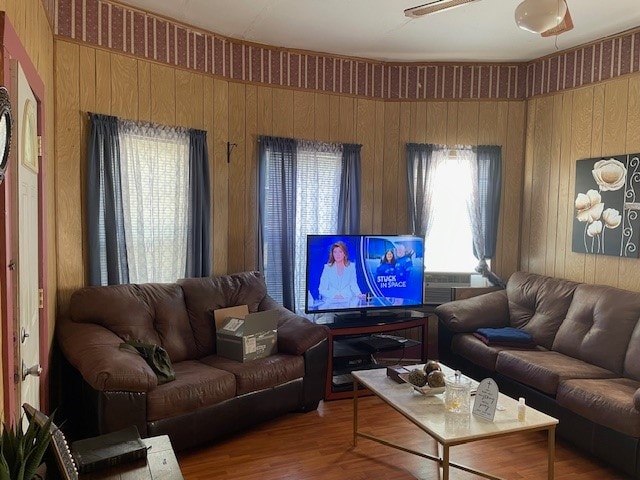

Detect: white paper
472,378,499,422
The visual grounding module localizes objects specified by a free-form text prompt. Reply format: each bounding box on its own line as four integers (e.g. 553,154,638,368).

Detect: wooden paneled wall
54,39,526,313
521,73,640,290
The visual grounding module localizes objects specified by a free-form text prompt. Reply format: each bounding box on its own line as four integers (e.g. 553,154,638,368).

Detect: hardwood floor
177,397,630,479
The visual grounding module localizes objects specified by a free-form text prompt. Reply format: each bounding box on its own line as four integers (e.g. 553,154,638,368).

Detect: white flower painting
572,155,640,257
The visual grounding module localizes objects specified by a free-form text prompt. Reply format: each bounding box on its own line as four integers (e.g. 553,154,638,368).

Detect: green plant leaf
0,412,53,480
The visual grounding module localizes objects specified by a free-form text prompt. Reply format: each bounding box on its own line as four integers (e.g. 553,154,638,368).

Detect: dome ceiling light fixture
405,0,573,37
515,0,568,34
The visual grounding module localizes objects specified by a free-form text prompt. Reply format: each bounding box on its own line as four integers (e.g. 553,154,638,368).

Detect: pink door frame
0,13,49,422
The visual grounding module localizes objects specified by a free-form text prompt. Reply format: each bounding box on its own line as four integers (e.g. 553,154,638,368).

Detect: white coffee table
352,365,558,480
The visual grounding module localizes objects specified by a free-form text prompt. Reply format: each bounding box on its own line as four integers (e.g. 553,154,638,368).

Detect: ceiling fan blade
404,0,480,18
541,7,573,37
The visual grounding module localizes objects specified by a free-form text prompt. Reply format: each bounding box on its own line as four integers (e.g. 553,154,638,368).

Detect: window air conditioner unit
423,272,472,305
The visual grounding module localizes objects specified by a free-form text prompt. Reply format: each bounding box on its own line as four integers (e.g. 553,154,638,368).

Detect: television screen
305,234,424,315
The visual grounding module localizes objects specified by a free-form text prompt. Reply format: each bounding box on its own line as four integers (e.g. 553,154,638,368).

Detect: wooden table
82,435,183,480
352,366,558,480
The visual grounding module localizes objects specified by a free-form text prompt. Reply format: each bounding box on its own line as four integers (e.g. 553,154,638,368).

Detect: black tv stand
331,309,413,326
321,310,430,400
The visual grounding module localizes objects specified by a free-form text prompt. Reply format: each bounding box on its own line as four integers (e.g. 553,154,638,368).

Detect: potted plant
0,414,52,480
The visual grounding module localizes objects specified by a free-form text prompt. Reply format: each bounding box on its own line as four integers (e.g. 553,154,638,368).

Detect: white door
17,62,41,412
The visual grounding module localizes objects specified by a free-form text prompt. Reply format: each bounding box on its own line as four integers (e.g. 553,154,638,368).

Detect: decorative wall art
572,154,640,258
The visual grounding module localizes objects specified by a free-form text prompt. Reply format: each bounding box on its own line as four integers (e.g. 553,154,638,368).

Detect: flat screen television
305,234,424,317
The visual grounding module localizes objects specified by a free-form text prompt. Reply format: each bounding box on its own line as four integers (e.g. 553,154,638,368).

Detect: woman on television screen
376,249,396,276
319,241,364,300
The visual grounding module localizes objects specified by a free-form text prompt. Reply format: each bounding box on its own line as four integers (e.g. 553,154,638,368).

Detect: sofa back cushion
178,271,268,357
69,283,198,362
552,284,640,374
507,271,579,349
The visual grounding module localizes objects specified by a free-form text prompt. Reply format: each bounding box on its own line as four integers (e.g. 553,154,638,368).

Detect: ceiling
118,0,640,63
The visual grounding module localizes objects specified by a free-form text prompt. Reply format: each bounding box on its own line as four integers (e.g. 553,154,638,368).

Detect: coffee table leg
442,444,450,480
353,378,358,447
548,425,555,480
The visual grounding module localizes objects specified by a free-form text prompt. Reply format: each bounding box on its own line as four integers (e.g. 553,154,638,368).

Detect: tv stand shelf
319,311,429,400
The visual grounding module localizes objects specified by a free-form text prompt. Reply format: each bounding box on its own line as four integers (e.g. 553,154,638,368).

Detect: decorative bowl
398,373,446,396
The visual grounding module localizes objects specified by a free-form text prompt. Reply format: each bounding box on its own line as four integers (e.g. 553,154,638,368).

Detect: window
259,137,361,312
262,140,343,313
119,124,190,283
423,151,479,273
407,144,501,275
88,115,210,286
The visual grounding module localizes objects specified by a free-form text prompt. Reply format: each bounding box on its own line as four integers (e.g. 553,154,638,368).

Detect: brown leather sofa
56,271,328,451
435,271,640,478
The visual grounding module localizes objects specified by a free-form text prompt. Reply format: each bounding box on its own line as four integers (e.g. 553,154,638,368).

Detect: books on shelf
71,425,148,473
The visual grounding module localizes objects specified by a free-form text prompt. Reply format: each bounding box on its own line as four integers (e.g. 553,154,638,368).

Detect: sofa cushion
495,350,616,395
146,361,236,422
552,284,640,375
635,389,640,411
200,354,305,396
557,378,640,437
178,272,268,357
506,271,579,349
451,333,531,371
69,283,198,363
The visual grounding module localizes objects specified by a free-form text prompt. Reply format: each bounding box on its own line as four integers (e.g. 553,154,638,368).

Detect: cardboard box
215,308,278,362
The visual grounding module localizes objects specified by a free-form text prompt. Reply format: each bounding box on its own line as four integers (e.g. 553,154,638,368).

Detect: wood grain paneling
293,90,314,140
78,46,96,281
54,40,82,310
372,100,385,233
150,64,175,126
52,39,529,318
553,92,574,279
94,49,111,114
137,61,151,121
244,85,258,271
175,70,204,129
356,98,376,233
110,54,138,119
382,102,399,233
501,102,525,279
228,81,246,273
522,74,640,290
212,78,229,274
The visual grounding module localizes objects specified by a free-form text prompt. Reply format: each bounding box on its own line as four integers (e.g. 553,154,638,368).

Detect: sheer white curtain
294,140,342,313
119,121,190,283
423,146,478,273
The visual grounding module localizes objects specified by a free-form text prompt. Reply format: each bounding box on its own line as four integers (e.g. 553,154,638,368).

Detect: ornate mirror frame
0,86,12,184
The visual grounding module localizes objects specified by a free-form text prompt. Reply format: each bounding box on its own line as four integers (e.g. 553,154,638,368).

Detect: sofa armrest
57,317,158,392
259,296,329,355
635,389,640,411
435,290,509,333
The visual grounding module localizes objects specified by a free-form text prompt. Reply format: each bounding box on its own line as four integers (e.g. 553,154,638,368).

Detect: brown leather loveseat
56,271,328,451
436,271,640,478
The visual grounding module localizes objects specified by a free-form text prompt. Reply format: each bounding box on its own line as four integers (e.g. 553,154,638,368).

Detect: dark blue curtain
87,113,129,286
406,143,435,237
186,129,212,277
337,144,362,234
474,145,504,287
258,136,297,310
475,145,502,260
